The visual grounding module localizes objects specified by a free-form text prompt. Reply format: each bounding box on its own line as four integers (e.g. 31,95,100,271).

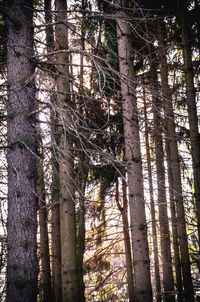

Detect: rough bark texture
149,56,175,302
179,0,200,249
6,1,38,301
55,0,80,301
158,19,194,302
116,1,152,301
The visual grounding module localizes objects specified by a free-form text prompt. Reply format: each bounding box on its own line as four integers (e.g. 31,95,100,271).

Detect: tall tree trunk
165,142,183,302
6,1,38,301
158,19,195,302
115,176,135,302
143,88,161,302
55,0,80,301
44,1,62,300
37,147,51,302
76,7,87,298
149,56,175,302
179,0,200,248
116,1,152,301
36,109,51,302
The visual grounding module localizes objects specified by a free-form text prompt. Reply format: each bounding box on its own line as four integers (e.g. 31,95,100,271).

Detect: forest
0,0,200,301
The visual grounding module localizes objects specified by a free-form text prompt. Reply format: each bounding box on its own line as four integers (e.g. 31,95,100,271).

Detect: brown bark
116,1,152,301
149,55,175,302
115,176,135,302
158,19,195,302
6,1,38,301
55,0,80,301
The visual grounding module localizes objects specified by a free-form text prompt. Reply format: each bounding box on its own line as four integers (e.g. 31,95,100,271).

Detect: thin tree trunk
116,1,152,301
55,0,80,301
143,88,161,302
179,0,200,248
165,142,183,302
51,152,61,302
115,176,135,302
6,1,38,301
37,147,52,302
44,0,62,302
77,159,87,302
76,7,87,298
158,19,195,302
149,56,175,302
44,2,62,300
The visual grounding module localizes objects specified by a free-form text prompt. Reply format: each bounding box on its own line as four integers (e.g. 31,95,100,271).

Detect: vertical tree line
0,0,200,301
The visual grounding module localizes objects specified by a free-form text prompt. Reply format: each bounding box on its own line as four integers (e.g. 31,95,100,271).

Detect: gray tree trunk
116,1,152,301
6,1,38,301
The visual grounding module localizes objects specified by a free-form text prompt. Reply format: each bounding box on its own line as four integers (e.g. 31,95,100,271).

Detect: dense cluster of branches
0,0,200,301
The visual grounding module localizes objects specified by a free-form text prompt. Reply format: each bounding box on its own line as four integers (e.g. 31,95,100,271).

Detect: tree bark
6,1,38,301
116,1,152,301
37,146,51,302
44,1,62,300
77,159,87,302
55,0,80,301
149,55,175,302
158,19,195,302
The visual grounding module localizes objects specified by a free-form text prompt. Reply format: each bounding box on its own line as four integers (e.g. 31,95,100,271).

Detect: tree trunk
55,0,80,301
116,1,152,301
36,109,51,302
179,0,200,248
116,176,135,302
6,1,38,301
37,147,52,302
76,10,87,298
165,142,183,302
149,55,175,302
143,88,161,302
158,19,195,302
44,1,62,300
51,153,61,302
77,159,87,302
